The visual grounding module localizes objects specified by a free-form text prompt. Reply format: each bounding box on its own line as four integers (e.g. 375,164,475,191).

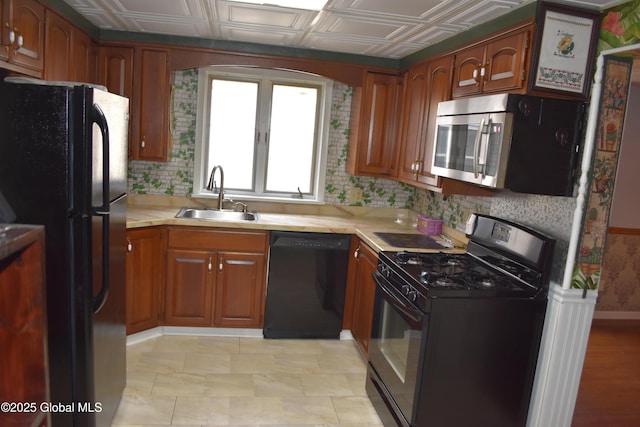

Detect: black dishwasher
264,231,351,339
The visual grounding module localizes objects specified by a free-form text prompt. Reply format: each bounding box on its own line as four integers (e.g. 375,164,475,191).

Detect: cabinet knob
141,138,146,148
3,24,23,50
127,240,132,252
354,247,360,259
208,257,212,272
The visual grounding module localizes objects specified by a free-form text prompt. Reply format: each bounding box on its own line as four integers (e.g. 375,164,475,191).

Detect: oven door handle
373,272,423,323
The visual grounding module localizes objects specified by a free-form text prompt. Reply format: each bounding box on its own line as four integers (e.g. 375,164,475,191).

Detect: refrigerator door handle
91,104,110,213
91,103,110,313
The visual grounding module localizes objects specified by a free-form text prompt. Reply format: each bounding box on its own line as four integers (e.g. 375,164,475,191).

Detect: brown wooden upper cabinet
398,58,455,189
98,45,134,99
0,0,5,62
347,71,402,177
98,45,171,162
397,62,428,185
396,55,482,196
1,0,45,76
131,47,171,161
44,10,96,83
452,25,532,98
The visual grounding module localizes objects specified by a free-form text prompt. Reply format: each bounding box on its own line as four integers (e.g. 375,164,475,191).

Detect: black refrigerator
0,78,128,427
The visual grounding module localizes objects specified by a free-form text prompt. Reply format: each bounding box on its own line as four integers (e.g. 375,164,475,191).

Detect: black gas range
366,214,555,427
379,212,554,301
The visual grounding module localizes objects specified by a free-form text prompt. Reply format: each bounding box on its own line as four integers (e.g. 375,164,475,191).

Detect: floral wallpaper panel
573,56,632,289
572,0,640,291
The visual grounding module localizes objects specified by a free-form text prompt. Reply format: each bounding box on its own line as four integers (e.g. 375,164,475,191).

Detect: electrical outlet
349,188,363,203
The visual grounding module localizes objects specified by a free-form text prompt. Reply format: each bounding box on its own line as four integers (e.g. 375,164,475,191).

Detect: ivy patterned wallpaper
127,68,576,283
128,69,493,227
128,70,415,208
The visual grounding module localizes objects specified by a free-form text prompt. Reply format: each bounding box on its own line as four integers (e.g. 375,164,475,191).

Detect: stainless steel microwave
431,93,585,196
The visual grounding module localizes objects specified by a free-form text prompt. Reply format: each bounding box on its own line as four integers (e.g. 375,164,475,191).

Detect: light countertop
127,195,467,254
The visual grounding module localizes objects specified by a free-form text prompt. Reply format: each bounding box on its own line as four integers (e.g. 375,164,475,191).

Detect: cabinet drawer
167,227,267,252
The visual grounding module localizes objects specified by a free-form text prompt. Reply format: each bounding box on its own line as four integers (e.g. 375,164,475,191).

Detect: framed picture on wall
528,1,601,100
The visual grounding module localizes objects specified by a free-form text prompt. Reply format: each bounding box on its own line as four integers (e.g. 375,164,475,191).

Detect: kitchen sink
175,208,259,221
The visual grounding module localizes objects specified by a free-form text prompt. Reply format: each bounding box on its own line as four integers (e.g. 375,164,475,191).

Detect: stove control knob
380,265,390,277
407,289,418,302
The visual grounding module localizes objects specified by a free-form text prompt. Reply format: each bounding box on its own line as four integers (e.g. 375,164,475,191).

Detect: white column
527,284,597,427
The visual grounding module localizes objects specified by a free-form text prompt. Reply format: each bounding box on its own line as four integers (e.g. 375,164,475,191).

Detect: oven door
368,271,426,427
431,111,512,188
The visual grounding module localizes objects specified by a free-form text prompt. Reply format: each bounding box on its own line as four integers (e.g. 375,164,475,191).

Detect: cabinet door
350,241,378,357
132,48,170,161
44,10,96,83
71,28,96,83
417,55,453,187
482,29,530,94
4,0,44,72
348,72,400,176
43,10,71,81
98,46,134,154
397,64,428,183
0,0,6,62
98,45,133,98
214,251,266,328
165,249,214,326
126,228,162,334
452,44,484,98
0,229,50,426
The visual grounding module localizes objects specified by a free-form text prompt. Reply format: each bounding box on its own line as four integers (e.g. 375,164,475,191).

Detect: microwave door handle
473,118,485,179
479,119,491,179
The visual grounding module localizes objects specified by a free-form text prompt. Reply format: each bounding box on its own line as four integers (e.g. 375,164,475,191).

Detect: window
193,67,333,202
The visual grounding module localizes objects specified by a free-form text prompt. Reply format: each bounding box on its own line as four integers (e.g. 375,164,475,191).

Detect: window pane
208,79,258,190
266,84,318,193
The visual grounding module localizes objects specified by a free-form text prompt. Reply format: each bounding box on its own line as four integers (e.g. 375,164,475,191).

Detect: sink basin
175,208,259,221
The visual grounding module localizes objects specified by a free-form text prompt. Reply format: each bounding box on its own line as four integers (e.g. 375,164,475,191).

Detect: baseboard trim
593,311,640,320
126,327,163,345
127,326,354,345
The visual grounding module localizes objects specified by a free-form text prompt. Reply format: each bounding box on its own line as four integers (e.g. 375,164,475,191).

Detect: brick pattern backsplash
126,68,575,265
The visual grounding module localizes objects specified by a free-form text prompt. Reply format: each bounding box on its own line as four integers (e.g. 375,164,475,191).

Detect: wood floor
572,319,640,427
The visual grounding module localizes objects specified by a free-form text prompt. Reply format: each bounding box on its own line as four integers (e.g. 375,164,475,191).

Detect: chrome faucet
206,165,225,210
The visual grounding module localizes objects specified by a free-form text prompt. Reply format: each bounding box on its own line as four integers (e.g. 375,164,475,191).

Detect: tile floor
112,334,384,426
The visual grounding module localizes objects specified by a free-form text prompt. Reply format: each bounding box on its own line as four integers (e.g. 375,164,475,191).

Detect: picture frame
528,1,601,100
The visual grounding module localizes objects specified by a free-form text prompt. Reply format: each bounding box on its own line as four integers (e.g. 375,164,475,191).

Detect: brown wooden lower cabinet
215,251,266,328
126,227,163,334
348,238,378,357
165,248,214,326
0,225,50,427
164,227,268,328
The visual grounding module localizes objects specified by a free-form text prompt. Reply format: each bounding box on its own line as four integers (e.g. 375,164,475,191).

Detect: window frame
193,66,333,203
